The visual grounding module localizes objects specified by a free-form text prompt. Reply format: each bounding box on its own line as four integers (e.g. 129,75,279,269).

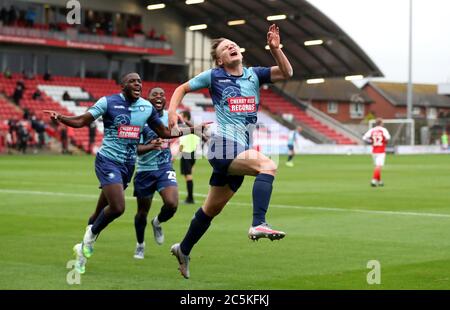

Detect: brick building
296,79,373,123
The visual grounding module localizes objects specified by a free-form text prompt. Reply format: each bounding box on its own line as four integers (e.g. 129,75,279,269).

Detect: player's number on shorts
372,132,384,147
167,171,177,181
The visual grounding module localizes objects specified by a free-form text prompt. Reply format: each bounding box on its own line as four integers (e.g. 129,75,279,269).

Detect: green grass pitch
0,154,449,289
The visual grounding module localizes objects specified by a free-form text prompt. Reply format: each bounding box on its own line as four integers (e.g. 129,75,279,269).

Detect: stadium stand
0,96,22,121
0,96,23,153
260,89,356,144
1,72,319,153
0,73,103,152
0,2,172,53
38,86,90,112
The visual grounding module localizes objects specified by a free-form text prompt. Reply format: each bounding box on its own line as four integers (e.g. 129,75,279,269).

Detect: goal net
368,119,415,146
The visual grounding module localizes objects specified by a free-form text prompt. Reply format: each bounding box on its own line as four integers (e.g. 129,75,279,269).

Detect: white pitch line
0,189,138,202
226,201,450,218
1,188,450,219
0,189,99,199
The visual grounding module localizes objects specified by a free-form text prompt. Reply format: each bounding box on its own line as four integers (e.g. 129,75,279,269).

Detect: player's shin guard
252,174,274,227
134,214,147,244
158,204,177,223
180,208,212,256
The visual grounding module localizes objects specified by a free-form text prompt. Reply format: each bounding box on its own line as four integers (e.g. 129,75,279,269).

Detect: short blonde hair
210,38,227,67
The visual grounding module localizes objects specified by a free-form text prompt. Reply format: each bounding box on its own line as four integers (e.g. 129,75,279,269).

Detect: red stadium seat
259,89,357,145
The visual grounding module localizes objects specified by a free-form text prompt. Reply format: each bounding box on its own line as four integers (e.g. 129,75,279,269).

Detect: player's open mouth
132,89,141,96
230,51,238,56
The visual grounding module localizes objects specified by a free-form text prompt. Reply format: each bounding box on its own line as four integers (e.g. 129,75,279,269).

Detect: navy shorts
180,152,196,175
207,136,248,192
288,145,294,151
133,167,178,198
95,153,135,189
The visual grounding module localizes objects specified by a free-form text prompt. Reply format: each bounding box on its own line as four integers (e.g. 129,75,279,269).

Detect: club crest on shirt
113,114,131,126
220,86,241,106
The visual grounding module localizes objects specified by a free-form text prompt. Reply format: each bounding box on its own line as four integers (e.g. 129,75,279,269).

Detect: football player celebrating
132,87,179,259
44,73,208,274
167,24,293,279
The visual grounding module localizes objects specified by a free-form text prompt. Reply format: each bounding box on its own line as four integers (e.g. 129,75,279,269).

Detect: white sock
83,225,96,244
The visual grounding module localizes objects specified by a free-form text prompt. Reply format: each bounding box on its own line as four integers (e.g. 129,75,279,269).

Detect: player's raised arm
267,24,293,82
168,82,191,131
43,110,94,128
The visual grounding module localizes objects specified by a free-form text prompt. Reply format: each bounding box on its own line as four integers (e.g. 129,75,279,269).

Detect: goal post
368,118,415,146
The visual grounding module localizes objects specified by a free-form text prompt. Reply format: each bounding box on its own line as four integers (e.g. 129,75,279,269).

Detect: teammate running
133,87,178,259
363,118,391,187
167,24,293,278
44,73,206,274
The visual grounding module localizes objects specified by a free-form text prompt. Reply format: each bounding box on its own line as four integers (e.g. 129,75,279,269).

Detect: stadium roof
365,82,450,108
145,0,383,80
297,79,373,103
